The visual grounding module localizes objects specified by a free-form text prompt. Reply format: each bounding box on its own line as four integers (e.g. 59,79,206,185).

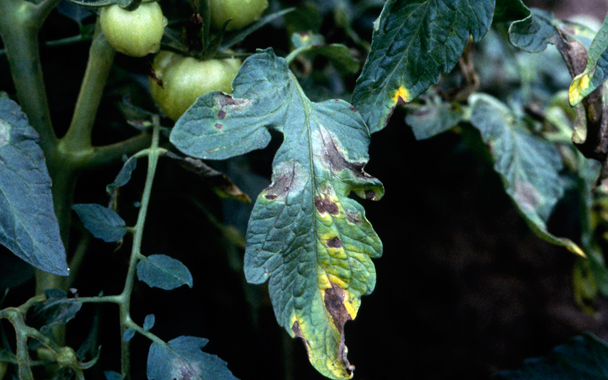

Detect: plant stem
0,0,58,153
62,23,116,155
285,45,313,65
117,116,161,380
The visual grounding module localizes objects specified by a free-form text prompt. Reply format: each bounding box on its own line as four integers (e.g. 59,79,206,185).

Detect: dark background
2,1,608,380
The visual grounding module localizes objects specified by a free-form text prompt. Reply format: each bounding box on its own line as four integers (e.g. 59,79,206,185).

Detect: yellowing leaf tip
393,86,411,105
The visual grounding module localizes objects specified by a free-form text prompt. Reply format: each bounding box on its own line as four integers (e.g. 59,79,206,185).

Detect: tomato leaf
106,155,137,194
291,32,360,74
468,94,585,257
123,328,136,342
495,333,608,379
170,48,383,380
147,336,238,380
569,14,608,106
136,254,193,290
29,289,82,334
493,0,529,23
143,314,155,332
72,203,127,243
0,98,68,276
351,0,494,132
104,371,122,380
405,97,462,140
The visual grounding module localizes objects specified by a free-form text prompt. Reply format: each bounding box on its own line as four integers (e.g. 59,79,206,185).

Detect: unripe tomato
209,0,268,31
149,51,241,121
100,2,166,57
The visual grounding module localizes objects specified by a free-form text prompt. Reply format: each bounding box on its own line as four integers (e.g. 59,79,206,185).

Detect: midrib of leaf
293,70,325,300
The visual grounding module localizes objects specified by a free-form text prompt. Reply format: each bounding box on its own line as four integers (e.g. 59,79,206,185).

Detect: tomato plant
2,1,608,380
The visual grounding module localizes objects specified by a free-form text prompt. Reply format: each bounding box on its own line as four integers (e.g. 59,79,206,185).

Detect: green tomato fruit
209,0,268,31
149,51,241,121
100,2,166,57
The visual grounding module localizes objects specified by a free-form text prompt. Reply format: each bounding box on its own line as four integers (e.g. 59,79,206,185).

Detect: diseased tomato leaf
351,0,494,133
495,333,608,379
147,336,238,380
0,98,68,276
170,48,383,380
468,94,585,257
570,13,608,106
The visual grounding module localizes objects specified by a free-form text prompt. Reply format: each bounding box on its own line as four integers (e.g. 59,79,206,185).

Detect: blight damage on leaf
261,161,307,201
351,0,494,132
393,86,411,105
170,358,201,380
172,49,383,380
315,194,340,215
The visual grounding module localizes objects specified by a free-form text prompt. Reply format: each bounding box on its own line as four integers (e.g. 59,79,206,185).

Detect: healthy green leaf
405,98,462,140
468,94,584,257
508,9,557,53
106,155,137,194
351,0,494,132
143,314,155,331
136,254,193,290
509,9,597,53
72,203,127,243
495,333,608,379
147,336,239,380
570,13,608,105
123,328,136,342
30,289,82,334
170,48,383,380
0,98,68,276
493,0,529,23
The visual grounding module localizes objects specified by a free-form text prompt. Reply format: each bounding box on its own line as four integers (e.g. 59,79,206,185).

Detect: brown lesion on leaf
213,94,254,121
326,237,343,248
214,123,223,130
291,320,303,338
345,210,360,224
262,163,297,200
318,126,373,181
364,190,377,201
315,195,339,215
324,282,355,375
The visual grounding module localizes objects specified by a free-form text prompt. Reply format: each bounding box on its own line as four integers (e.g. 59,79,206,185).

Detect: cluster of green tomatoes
99,0,268,120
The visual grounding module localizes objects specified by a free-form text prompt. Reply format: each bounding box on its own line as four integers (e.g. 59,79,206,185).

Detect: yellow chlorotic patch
343,293,359,319
569,74,590,106
318,271,331,289
327,275,347,289
393,86,411,104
